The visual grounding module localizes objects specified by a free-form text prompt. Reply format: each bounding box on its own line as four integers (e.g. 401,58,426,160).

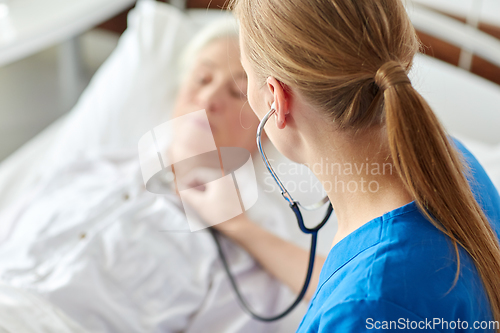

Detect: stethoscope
209,102,334,321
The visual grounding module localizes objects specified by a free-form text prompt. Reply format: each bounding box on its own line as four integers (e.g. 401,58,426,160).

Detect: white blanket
0,281,87,333
0,149,296,333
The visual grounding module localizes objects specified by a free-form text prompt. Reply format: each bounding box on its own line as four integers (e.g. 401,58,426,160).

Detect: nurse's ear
266,77,290,130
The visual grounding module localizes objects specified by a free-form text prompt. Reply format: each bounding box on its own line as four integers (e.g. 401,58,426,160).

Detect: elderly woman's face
172,37,259,154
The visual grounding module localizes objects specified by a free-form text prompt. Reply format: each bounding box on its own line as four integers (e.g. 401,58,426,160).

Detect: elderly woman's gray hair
178,15,239,82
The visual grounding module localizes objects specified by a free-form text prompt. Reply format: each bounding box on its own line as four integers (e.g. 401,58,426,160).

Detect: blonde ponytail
378,60,500,324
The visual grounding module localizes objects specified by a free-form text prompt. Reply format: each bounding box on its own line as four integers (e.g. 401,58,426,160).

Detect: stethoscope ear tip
270,101,276,111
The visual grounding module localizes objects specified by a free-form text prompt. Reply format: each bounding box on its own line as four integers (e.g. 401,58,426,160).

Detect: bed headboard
98,0,229,34
411,3,500,86
182,0,228,9
98,0,500,86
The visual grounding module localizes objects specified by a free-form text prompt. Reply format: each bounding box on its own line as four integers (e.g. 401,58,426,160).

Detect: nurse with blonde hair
183,0,500,331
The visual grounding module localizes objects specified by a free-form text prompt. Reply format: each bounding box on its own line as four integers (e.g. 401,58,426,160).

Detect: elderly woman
0,19,295,333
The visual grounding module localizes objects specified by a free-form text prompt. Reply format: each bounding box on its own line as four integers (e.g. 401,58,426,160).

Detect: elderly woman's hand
178,166,324,301
177,167,250,232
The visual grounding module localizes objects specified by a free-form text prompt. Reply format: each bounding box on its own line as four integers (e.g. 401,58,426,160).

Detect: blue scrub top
297,139,500,332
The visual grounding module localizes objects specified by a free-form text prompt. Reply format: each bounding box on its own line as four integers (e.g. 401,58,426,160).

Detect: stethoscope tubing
211,102,333,321
209,202,333,321
256,104,330,213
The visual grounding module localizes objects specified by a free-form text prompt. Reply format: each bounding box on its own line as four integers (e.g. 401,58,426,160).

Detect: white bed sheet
0,148,299,333
0,281,87,333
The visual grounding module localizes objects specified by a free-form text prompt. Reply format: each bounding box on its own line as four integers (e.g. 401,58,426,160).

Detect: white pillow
410,54,500,145
0,3,236,209
45,1,234,168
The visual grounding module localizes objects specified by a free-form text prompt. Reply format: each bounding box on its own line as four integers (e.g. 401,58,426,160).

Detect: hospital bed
412,0,500,28
0,0,499,331
408,0,500,85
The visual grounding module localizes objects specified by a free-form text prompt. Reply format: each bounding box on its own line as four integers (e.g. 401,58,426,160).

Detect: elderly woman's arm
180,169,326,301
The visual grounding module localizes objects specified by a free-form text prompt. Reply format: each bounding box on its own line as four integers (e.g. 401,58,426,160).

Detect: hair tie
374,60,411,91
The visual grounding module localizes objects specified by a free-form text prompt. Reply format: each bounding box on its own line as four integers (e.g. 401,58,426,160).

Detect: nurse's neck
269,84,413,248
301,122,413,248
